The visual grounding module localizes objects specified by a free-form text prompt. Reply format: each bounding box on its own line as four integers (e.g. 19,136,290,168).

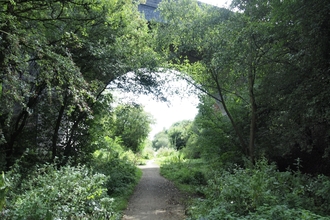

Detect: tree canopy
0,0,160,169
113,104,154,153
1,0,330,176
156,0,330,174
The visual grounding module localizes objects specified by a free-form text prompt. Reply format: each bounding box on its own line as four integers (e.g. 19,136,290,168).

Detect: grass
160,158,208,195
115,168,142,214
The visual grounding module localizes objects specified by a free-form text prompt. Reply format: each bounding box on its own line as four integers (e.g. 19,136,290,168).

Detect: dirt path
122,160,186,220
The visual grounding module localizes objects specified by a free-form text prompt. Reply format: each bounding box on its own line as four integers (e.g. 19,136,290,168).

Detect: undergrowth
160,157,330,219
92,152,142,212
2,162,116,219
0,150,141,220
160,156,208,194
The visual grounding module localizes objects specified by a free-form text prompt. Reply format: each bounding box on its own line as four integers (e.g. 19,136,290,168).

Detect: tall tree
254,0,330,173
157,0,271,161
113,104,155,153
185,95,241,162
0,0,160,169
152,131,171,150
167,120,192,150
157,0,330,172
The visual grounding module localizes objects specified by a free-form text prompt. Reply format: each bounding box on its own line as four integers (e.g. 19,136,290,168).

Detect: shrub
160,158,208,196
93,156,138,196
141,146,155,160
121,150,138,164
186,158,330,219
156,147,177,158
3,163,116,220
190,205,328,220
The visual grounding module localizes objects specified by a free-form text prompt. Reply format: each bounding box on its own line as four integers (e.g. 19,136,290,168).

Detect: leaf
0,172,9,211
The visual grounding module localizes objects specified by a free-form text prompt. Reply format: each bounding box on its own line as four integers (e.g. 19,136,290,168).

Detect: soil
122,160,186,220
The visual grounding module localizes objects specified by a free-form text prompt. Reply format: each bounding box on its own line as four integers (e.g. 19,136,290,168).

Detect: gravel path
122,160,186,220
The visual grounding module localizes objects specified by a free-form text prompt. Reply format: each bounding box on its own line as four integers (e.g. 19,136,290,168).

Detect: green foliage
93,136,125,162
87,94,115,152
156,147,177,158
255,0,330,174
157,0,330,173
0,172,9,212
4,162,116,219
91,150,142,213
0,0,159,169
152,120,193,152
162,157,330,219
193,205,328,220
162,163,207,187
178,158,330,219
1,138,141,219
152,131,171,150
113,104,155,153
1,0,330,217
140,139,155,161
157,0,254,158
160,158,207,195
167,120,192,150
142,148,154,160
93,157,138,197
182,96,243,167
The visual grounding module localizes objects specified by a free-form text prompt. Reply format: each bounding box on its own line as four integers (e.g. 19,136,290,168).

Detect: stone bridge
138,0,162,21
138,0,210,21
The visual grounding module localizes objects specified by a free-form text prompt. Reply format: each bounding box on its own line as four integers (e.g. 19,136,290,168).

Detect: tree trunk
248,34,257,163
51,95,67,160
248,67,257,163
183,72,249,155
212,70,249,155
5,110,29,167
5,84,45,168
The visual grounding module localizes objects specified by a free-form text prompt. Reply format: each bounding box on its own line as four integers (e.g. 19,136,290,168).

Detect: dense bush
161,157,330,219
2,162,116,220
91,149,142,213
156,147,178,158
161,162,207,186
197,205,328,220
93,156,138,196
187,159,330,219
160,158,208,196
0,142,141,219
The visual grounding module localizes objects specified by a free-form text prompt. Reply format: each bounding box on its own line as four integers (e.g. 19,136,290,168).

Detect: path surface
122,160,186,220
